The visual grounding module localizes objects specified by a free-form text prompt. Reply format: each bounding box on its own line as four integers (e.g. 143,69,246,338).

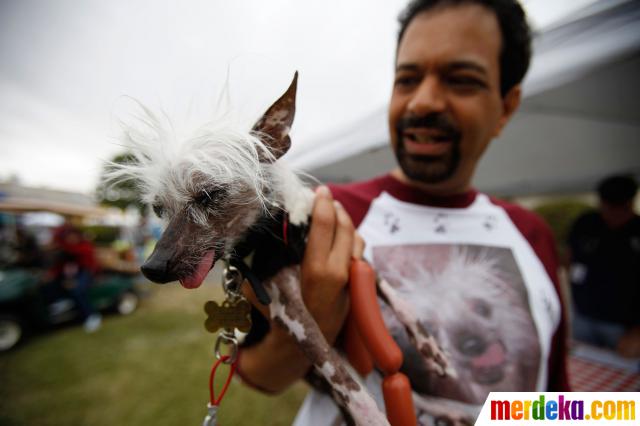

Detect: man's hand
238,185,363,393
300,185,363,345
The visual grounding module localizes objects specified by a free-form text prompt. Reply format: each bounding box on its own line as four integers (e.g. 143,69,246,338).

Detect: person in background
50,223,102,332
569,175,640,357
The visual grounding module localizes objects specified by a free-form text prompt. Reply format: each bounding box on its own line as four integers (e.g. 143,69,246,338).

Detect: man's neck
390,168,472,197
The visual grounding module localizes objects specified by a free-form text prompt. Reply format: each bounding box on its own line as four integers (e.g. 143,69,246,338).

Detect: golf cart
0,200,142,352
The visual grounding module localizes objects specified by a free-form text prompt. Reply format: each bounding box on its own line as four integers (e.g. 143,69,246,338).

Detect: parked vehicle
0,267,140,352
0,203,149,351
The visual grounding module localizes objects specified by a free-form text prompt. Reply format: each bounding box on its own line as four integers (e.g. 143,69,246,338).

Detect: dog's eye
194,188,226,207
195,193,211,206
152,203,165,218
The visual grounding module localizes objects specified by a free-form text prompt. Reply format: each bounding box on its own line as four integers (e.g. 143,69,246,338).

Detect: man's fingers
304,186,336,263
328,200,355,273
353,233,365,259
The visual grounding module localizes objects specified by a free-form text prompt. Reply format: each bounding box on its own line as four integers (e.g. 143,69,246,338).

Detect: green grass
0,282,307,426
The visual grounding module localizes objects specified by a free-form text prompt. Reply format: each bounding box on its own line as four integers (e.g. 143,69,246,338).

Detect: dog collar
230,210,309,305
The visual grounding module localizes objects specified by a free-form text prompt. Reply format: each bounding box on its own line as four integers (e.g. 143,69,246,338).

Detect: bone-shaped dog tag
204,300,252,333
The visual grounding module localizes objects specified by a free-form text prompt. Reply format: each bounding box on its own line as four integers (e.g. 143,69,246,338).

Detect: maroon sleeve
491,198,571,391
327,180,385,228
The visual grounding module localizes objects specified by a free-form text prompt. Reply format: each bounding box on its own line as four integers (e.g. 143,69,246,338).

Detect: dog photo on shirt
372,243,541,404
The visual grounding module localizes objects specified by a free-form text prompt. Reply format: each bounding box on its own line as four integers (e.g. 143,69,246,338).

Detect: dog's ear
252,71,297,162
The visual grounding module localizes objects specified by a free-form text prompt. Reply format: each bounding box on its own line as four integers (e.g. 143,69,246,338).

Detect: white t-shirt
294,177,563,425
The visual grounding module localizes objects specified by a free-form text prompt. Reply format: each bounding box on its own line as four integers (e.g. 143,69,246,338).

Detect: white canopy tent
288,0,640,196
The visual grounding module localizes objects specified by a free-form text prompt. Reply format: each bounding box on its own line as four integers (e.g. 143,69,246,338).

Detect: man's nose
407,77,446,116
141,254,177,284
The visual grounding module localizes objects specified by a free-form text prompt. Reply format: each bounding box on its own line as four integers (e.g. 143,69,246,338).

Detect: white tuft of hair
105,99,314,224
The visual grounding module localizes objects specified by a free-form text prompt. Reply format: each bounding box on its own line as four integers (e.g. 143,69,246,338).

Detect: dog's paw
286,187,314,225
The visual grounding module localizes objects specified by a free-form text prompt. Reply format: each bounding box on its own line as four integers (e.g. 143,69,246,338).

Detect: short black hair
597,175,638,205
397,0,532,96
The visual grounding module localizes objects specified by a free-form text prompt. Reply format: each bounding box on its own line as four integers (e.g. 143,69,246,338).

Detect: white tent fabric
289,0,640,195
525,0,640,97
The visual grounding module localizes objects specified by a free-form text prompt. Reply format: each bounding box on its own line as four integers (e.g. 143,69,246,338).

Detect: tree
96,152,147,215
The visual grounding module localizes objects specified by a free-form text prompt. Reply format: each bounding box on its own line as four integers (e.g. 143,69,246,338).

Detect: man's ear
492,85,521,138
252,71,298,162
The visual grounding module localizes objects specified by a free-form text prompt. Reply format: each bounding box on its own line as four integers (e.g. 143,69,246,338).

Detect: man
569,175,640,357
238,0,569,422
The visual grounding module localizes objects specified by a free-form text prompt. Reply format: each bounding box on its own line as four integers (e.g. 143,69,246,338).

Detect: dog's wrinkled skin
142,178,262,288
109,74,452,425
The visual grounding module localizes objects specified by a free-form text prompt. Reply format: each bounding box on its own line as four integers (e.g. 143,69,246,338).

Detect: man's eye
152,204,164,218
448,76,486,89
394,75,419,88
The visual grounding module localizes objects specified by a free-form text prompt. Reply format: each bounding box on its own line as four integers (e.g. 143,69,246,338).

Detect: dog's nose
141,257,178,284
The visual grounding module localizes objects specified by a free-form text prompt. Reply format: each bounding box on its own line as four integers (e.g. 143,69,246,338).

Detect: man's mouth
402,128,454,156
179,250,217,289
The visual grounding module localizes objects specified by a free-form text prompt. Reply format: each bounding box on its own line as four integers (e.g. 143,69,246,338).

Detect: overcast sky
0,0,598,194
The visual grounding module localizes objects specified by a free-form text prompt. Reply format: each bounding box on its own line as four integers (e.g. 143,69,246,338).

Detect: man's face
389,4,518,192
600,200,634,229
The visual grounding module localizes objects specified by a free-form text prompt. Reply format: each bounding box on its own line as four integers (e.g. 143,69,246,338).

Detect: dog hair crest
107,100,314,231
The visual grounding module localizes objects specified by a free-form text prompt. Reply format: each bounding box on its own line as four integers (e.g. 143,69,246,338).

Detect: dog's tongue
179,250,216,289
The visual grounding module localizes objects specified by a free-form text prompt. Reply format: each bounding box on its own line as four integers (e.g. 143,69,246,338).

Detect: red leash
209,355,237,406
